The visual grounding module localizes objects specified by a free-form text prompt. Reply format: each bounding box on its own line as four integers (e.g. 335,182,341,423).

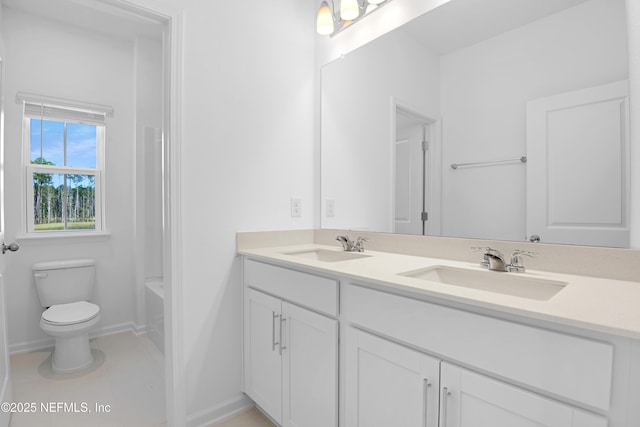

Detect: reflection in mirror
321,0,630,247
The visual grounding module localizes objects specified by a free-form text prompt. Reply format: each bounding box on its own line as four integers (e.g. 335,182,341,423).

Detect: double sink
282,248,566,301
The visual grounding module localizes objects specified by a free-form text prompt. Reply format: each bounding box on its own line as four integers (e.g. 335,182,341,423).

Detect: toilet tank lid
33,259,96,271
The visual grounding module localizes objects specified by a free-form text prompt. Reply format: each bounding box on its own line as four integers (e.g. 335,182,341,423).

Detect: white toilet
32,259,101,373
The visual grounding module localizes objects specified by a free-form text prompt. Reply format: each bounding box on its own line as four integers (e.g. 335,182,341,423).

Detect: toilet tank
32,259,96,307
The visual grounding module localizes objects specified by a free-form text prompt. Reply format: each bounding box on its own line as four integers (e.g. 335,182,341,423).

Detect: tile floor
210,407,275,427
9,331,165,427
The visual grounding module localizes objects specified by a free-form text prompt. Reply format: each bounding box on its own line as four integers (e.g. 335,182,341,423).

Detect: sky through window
30,118,97,168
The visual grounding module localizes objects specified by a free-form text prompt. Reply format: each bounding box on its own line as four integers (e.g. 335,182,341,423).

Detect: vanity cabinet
241,256,628,427
346,327,607,427
243,260,338,427
344,283,610,427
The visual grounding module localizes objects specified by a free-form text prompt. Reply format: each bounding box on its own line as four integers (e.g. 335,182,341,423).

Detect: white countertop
239,243,640,340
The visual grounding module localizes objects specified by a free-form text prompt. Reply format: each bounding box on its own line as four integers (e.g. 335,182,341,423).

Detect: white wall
2,8,138,350
134,36,163,328
628,0,640,248
0,2,3,54
439,0,628,241
159,0,317,423
322,29,440,232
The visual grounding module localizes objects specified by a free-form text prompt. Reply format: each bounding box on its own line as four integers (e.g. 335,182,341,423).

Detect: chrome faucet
472,247,538,272
336,235,368,252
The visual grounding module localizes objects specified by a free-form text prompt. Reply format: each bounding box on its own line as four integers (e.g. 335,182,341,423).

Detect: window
20,94,111,234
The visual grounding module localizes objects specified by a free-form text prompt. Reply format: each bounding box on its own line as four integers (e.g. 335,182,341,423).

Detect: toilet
32,259,101,373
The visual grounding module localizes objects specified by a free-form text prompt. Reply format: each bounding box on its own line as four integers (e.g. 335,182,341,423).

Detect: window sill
16,231,112,243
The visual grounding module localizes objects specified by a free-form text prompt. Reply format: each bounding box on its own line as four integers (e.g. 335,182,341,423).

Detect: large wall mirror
320,0,630,247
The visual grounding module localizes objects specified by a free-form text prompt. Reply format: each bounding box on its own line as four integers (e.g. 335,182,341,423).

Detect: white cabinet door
243,289,283,424
281,302,338,427
345,327,440,427
439,363,607,427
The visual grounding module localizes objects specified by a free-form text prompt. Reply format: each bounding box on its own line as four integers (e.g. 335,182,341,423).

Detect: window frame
22,108,106,235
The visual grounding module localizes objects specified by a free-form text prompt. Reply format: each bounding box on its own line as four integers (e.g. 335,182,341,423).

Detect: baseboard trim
132,321,149,335
186,394,253,427
9,321,141,355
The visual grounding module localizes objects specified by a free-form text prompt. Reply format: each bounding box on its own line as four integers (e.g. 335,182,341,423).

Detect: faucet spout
485,249,507,272
472,247,507,271
336,236,354,251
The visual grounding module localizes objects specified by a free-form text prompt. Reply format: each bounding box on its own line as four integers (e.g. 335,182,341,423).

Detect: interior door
0,56,12,427
526,81,629,247
395,111,428,235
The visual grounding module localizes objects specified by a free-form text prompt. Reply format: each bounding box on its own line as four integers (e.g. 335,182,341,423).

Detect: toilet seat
42,301,100,326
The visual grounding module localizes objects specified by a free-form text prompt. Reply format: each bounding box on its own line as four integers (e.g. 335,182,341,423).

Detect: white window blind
17,92,113,125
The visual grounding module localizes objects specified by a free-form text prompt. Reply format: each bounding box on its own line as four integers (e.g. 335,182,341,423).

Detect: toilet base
51,332,94,373
40,313,100,375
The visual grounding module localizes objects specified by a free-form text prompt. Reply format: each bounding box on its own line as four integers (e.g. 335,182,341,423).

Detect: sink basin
283,249,371,263
399,265,567,301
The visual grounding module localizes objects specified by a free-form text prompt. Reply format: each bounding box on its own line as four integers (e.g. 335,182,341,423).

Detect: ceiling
401,0,590,54
2,0,163,40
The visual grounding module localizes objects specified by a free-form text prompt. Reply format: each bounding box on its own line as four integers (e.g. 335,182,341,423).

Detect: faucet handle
353,237,368,252
508,249,538,273
471,246,492,268
512,249,538,258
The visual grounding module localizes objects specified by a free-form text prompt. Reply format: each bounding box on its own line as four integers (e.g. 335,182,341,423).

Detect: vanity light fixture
341,0,360,20
317,1,335,35
316,0,390,35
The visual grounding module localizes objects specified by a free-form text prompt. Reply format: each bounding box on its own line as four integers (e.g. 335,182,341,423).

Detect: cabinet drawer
244,259,338,316
344,284,613,411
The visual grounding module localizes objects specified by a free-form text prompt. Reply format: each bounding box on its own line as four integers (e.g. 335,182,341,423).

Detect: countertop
239,243,640,340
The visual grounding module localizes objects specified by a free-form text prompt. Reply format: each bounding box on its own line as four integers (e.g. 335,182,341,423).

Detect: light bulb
341,0,360,21
316,1,334,35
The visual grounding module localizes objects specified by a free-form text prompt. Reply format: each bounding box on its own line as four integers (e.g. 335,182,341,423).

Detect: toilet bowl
40,301,101,373
32,259,100,374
